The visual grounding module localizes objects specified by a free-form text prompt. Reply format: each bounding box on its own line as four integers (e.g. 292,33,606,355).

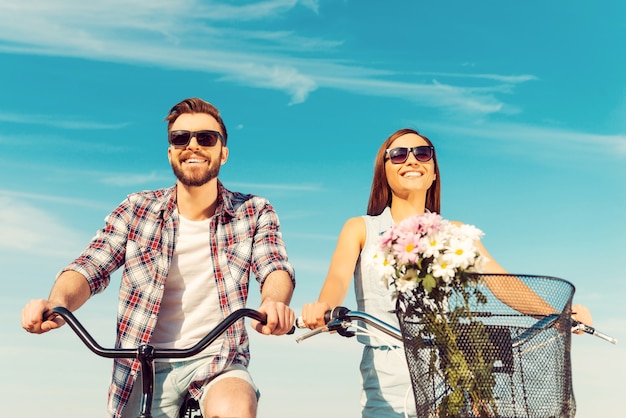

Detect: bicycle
296,274,616,418
47,306,277,418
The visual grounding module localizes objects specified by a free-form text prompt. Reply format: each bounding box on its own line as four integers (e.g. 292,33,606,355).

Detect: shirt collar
157,180,238,220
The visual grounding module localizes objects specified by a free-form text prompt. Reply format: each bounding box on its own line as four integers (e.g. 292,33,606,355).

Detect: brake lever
295,326,330,343
328,320,355,338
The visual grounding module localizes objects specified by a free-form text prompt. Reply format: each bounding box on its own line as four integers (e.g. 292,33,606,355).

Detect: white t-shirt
151,214,224,361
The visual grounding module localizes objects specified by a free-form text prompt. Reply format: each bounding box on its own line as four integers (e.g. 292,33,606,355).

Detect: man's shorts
121,358,259,418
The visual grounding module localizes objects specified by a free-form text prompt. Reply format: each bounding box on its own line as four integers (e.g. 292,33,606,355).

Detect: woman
301,128,591,418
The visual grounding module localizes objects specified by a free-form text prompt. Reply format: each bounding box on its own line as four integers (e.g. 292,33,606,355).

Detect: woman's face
384,133,437,197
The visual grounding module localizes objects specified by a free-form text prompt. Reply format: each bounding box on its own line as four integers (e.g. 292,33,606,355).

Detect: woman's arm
478,240,592,328
301,217,366,329
477,241,558,316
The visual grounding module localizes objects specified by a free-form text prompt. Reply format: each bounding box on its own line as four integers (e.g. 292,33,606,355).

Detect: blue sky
1,1,624,416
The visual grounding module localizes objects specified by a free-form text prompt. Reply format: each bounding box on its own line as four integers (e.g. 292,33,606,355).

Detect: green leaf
422,273,436,292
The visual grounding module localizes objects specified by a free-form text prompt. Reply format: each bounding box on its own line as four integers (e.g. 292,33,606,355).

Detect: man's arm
21,270,91,334
254,270,295,336
248,199,295,335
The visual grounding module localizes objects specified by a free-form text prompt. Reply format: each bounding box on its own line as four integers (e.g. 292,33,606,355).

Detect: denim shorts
121,358,259,418
360,345,416,418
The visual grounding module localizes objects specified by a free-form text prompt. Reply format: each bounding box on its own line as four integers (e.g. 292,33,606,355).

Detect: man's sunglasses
168,130,224,148
385,146,434,164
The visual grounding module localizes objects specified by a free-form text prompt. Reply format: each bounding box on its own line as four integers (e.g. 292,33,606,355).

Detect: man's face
167,113,228,187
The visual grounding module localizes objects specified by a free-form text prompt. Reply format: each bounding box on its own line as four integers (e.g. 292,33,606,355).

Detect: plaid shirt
62,181,295,418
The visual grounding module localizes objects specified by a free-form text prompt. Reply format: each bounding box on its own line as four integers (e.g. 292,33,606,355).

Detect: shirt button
151,314,157,319
131,371,136,376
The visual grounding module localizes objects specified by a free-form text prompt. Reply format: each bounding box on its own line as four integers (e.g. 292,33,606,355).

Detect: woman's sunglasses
168,130,224,148
385,146,434,164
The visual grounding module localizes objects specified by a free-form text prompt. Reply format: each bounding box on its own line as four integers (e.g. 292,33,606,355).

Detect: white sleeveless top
151,214,223,360
354,207,400,346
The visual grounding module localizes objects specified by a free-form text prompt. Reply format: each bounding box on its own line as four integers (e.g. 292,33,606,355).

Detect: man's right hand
21,299,65,334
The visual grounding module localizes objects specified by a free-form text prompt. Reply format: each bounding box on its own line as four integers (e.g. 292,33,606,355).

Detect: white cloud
192,0,320,21
218,63,319,105
412,72,538,84
226,182,322,192
0,189,106,210
98,171,167,187
0,195,85,258
0,111,130,130
424,120,626,157
0,0,528,115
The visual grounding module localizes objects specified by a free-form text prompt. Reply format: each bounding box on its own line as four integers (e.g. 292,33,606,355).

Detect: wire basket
396,274,576,418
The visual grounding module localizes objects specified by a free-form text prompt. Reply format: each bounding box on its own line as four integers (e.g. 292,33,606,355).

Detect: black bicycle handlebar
50,306,270,359
48,306,286,418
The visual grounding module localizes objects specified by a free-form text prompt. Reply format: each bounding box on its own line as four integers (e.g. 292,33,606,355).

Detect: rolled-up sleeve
251,201,295,288
61,201,130,295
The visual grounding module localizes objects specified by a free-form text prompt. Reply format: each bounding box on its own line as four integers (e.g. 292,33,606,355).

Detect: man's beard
171,153,221,187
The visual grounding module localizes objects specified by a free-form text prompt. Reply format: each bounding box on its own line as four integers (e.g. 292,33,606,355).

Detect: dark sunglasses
385,146,434,164
168,130,224,148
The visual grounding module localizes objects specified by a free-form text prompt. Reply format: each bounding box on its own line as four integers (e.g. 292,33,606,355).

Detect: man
21,97,296,418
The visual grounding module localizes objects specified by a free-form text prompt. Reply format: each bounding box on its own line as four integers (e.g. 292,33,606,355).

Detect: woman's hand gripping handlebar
295,306,402,344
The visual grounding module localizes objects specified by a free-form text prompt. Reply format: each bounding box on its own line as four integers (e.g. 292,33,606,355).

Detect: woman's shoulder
337,216,367,249
337,216,366,241
343,216,366,230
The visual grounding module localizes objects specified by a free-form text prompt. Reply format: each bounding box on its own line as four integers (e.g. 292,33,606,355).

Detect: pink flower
377,213,485,298
393,234,421,264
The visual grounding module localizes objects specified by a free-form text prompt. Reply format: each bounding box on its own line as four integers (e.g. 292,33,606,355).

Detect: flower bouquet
374,212,498,417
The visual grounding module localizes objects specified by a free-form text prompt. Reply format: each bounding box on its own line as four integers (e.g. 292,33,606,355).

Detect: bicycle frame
50,306,268,418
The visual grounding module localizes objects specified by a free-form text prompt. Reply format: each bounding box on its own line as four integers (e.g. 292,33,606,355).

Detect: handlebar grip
327,306,350,322
42,308,60,322
572,319,617,344
324,310,332,324
296,306,351,329
295,317,307,329
294,310,332,329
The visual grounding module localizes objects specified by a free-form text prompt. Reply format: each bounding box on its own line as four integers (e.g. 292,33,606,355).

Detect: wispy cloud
0,189,107,210
318,75,513,114
99,171,167,187
193,0,321,20
0,111,130,130
0,0,530,112
0,195,85,257
0,156,172,188
0,132,131,154
412,72,538,84
425,120,626,157
226,182,323,192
